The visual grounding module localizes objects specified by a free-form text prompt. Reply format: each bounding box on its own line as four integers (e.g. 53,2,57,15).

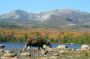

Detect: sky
0,0,90,14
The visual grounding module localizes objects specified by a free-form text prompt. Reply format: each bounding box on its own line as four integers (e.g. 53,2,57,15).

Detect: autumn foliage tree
0,29,90,44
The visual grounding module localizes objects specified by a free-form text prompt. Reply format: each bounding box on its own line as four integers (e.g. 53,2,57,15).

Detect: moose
22,34,51,54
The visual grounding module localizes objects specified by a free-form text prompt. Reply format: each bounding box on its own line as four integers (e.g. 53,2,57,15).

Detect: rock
37,57,47,59
76,49,82,51
56,45,68,50
0,45,5,49
43,45,52,51
43,45,54,54
0,49,4,52
48,48,54,52
70,43,74,45
3,52,17,57
43,45,50,49
81,45,89,50
20,52,31,57
1,52,17,59
3,50,13,53
52,53,59,56
59,50,65,54
1,56,18,59
49,53,59,59
49,56,58,59
71,49,76,51
65,48,72,51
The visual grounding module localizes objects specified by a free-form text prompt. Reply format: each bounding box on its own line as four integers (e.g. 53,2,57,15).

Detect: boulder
56,45,68,50
1,52,17,59
0,49,4,52
20,52,31,57
59,50,65,54
52,53,59,56
43,45,54,52
2,52,17,57
76,49,82,51
0,45,5,49
3,50,13,53
48,48,54,52
43,45,50,49
49,53,59,59
81,45,89,50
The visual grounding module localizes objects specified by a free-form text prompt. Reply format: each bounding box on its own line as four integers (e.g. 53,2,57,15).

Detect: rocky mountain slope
0,9,90,29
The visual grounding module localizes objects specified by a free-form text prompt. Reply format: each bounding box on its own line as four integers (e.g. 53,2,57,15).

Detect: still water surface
0,42,81,49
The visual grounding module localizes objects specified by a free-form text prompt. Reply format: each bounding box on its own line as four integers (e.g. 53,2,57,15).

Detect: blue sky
0,0,90,14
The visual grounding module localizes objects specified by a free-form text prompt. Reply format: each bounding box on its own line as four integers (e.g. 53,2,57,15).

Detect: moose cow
22,36,51,54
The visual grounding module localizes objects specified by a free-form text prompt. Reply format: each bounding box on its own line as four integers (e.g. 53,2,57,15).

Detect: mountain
0,9,90,29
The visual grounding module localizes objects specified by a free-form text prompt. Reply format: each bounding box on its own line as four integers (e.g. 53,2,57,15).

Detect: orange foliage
0,29,90,41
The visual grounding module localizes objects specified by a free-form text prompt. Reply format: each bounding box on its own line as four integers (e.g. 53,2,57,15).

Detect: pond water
0,42,81,49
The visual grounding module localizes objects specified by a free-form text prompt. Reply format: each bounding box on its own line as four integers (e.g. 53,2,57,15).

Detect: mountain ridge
0,9,90,29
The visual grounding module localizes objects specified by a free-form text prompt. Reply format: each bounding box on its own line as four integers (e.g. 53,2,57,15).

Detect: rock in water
0,45,5,49
56,45,68,50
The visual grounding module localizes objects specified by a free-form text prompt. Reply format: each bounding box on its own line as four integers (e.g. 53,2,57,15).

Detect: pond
0,42,81,49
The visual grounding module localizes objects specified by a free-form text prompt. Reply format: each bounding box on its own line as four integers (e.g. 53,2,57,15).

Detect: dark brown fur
22,37,51,53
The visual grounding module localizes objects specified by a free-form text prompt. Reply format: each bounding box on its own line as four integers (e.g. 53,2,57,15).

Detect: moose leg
42,47,49,54
37,47,40,55
22,44,28,52
41,47,46,54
